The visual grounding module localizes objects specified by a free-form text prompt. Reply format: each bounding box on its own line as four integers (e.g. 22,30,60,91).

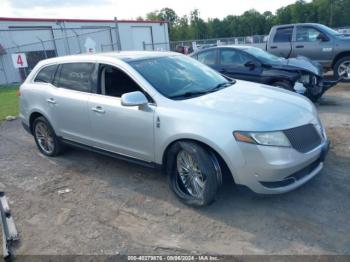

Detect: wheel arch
28,110,51,134
160,137,234,182
332,51,350,68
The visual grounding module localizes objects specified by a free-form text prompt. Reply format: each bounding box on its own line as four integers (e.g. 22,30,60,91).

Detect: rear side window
273,27,293,43
57,63,96,92
197,50,216,65
34,65,58,83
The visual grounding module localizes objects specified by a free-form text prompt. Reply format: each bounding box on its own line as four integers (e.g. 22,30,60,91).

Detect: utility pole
71,29,82,54
114,17,122,51
330,0,334,26
36,36,47,58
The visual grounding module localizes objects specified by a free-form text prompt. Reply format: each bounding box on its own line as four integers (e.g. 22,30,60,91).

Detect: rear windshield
128,55,230,99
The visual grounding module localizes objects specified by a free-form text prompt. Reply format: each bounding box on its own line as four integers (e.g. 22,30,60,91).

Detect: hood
271,56,323,76
180,80,317,131
336,34,350,40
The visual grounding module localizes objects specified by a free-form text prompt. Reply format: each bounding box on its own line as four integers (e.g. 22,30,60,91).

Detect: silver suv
20,51,330,206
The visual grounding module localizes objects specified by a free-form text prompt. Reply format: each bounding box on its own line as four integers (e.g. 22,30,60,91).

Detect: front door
218,48,262,83
291,25,334,66
88,64,155,162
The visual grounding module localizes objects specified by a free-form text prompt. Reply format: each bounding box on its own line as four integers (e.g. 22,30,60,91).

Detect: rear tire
333,56,350,82
33,116,63,157
166,141,221,207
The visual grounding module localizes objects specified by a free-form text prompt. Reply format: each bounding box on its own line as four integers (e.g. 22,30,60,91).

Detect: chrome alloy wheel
338,61,350,80
34,122,55,154
176,150,206,198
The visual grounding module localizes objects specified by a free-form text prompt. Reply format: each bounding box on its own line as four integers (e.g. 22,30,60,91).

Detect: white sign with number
12,53,28,68
84,37,96,53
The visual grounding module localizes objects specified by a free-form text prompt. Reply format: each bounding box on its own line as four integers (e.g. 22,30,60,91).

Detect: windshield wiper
169,80,236,100
211,80,235,91
169,90,209,99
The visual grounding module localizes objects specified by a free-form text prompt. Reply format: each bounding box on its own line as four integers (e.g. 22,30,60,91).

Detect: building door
132,26,153,50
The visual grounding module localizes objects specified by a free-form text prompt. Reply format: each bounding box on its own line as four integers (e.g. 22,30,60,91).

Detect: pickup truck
264,23,350,82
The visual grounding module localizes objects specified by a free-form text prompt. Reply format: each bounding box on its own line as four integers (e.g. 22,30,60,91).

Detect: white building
0,17,170,84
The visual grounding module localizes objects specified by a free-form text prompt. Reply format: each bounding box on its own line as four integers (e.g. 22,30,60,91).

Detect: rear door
268,26,293,58
218,48,262,82
48,62,97,145
291,25,334,65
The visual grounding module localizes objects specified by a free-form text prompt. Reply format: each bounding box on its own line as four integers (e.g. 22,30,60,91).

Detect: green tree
144,0,350,41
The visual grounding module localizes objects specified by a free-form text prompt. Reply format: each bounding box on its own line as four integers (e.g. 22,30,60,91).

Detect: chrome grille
283,124,322,153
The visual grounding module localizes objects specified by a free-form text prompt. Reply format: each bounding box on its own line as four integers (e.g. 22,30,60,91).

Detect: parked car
191,46,338,102
19,51,329,206
264,23,350,82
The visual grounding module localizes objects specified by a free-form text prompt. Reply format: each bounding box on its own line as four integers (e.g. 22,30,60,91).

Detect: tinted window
57,63,95,92
34,65,58,83
243,47,284,65
273,27,293,43
197,50,216,65
220,49,250,66
129,56,232,99
296,26,322,42
100,65,141,98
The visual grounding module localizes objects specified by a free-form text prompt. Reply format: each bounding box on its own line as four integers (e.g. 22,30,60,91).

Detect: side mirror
121,91,148,107
244,61,258,70
317,33,328,42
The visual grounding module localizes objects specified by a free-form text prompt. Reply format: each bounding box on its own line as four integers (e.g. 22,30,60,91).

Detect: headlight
300,74,310,85
233,131,291,147
300,73,318,86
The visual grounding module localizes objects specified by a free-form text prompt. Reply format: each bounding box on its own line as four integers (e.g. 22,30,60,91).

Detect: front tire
33,116,63,157
334,56,350,82
166,141,221,207
272,81,294,91
305,90,324,103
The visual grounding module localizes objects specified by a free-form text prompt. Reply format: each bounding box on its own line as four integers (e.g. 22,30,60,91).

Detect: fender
157,133,244,184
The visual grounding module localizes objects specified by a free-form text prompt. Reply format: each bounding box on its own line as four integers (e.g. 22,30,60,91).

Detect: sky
1,0,302,20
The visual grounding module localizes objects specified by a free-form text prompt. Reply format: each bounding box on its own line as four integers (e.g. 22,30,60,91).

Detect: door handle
91,106,105,114
270,46,278,49
219,68,227,73
46,98,56,104
296,45,304,48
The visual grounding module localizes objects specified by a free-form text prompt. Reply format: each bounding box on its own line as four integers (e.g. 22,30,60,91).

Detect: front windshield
243,47,283,64
129,55,233,99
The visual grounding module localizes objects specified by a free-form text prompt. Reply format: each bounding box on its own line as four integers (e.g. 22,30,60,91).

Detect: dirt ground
0,84,350,256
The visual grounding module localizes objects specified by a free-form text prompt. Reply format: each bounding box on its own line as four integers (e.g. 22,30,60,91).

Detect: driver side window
220,49,250,66
296,26,322,42
99,65,141,98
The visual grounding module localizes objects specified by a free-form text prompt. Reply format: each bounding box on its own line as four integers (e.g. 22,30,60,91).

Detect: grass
0,85,20,122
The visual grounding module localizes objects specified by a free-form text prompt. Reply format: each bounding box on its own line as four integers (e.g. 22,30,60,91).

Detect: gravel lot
0,84,350,256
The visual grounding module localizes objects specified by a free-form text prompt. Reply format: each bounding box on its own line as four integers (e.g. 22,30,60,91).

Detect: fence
144,25,350,54
143,35,268,53
0,26,121,85
142,41,170,51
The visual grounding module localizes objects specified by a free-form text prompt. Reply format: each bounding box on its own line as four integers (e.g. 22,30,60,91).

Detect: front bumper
322,79,341,91
294,77,340,97
21,121,32,135
233,139,330,194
